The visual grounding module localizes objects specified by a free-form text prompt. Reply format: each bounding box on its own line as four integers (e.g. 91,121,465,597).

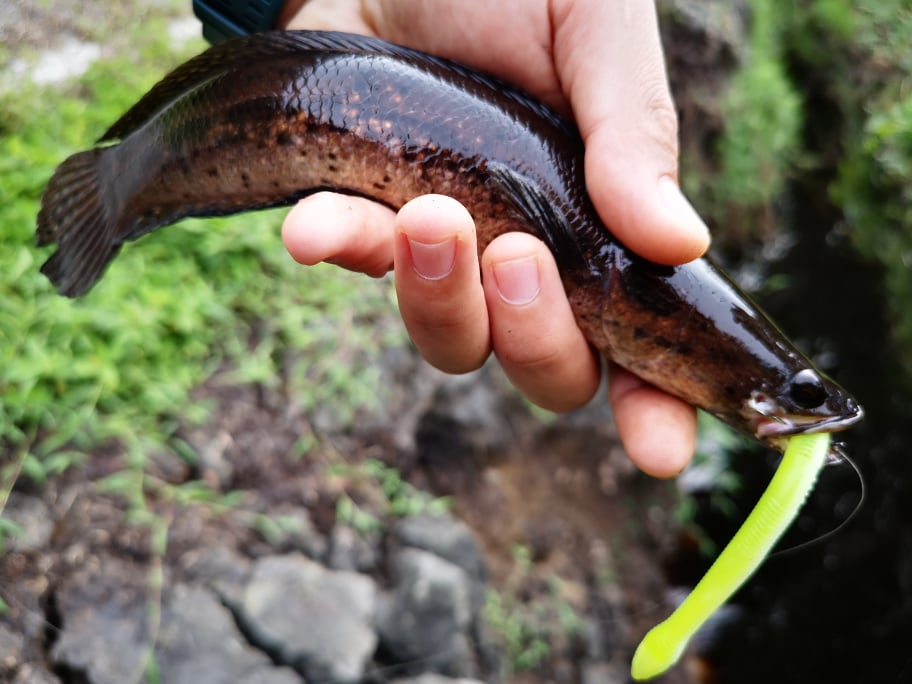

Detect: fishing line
769,444,866,559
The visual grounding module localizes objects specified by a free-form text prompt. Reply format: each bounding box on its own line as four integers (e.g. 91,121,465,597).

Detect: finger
553,0,710,265
393,195,491,374
481,233,601,413
281,192,395,277
608,364,696,477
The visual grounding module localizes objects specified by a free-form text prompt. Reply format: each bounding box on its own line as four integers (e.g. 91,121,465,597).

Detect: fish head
744,366,864,451
591,251,864,454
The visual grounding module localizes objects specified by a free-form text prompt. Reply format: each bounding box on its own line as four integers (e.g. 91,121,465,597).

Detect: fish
36,30,863,449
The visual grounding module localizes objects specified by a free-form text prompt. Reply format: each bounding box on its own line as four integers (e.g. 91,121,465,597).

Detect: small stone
50,556,150,684
8,664,61,684
179,544,253,608
3,494,53,552
390,675,485,684
0,623,25,677
376,548,474,676
156,584,298,684
392,514,488,613
238,554,377,683
326,524,379,572
393,515,485,577
253,506,327,560
581,661,627,684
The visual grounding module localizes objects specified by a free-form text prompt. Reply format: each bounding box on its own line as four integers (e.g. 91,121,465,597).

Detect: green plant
484,588,551,673
771,0,912,376
335,494,384,536
483,544,585,675
329,458,452,532
709,0,802,230
838,93,912,370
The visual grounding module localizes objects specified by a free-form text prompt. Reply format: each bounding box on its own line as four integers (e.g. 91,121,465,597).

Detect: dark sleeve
192,0,287,43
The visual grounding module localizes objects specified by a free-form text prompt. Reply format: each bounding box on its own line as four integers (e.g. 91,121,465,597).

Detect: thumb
553,0,710,265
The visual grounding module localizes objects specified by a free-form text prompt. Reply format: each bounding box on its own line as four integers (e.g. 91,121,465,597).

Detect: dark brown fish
36,30,863,447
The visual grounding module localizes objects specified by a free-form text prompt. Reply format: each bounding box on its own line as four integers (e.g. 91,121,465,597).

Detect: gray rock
0,621,24,664
0,624,59,684
376,548,474,676
253,506,327,560
390,676,485,684
50,557,152,684
3,493,53,552
238,554,377,683
581,661,627,684
49,555,299,684
392,514,488,618
6,664,60,684
418,366,517,454
326,523,380,573
156,584,299,684
179,544,253,607
393,515,486,584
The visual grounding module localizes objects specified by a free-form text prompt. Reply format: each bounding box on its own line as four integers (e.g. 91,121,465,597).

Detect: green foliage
0,32,401,483
849,2,912,80
719,0,912,376
335,494,383,536
770,0,855,65
838,94,912,367
249,513,314,546
712,0,802,217
330,458,452,533
483,544,584,675
833,3,912,369
771,0,912,372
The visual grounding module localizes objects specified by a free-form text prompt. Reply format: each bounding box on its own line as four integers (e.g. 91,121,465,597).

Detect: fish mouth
753,406,865,439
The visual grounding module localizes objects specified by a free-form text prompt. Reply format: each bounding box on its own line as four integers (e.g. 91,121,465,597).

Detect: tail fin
36,148,121,297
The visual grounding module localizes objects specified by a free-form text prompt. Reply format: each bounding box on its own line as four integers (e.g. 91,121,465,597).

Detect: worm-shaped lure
631,432,832,680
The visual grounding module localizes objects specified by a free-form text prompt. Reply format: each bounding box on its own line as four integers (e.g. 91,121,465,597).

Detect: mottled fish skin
36,30,862,446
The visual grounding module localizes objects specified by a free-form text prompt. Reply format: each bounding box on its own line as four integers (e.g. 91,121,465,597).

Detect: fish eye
789,369,827,409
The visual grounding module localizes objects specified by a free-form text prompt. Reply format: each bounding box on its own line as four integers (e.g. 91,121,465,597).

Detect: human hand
278,0,709,478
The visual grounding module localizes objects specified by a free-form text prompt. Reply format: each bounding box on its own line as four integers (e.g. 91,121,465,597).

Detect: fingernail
492,256,541,305
658,176,711,244
408,237,457,280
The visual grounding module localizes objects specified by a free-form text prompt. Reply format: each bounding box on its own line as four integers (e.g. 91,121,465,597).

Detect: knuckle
641,79,680,159
405,308,489,373
630,52,680,159
497,332,566,371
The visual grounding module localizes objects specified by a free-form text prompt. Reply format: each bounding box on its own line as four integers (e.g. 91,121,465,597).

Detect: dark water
696,171,912,683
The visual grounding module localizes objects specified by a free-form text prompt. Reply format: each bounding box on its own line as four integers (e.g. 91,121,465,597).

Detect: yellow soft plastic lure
631,432,832,680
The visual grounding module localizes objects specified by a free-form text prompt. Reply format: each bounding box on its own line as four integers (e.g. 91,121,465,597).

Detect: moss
838,94,912,366
700,0,802,239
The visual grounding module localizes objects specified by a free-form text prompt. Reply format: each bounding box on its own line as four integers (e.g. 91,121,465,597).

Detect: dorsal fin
99,30,575,143
98,31,321,142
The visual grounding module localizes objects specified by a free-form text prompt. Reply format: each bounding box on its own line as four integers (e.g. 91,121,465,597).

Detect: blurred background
1,1,910,682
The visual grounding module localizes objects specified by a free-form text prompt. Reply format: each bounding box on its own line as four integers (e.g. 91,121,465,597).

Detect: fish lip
754,406,865,439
